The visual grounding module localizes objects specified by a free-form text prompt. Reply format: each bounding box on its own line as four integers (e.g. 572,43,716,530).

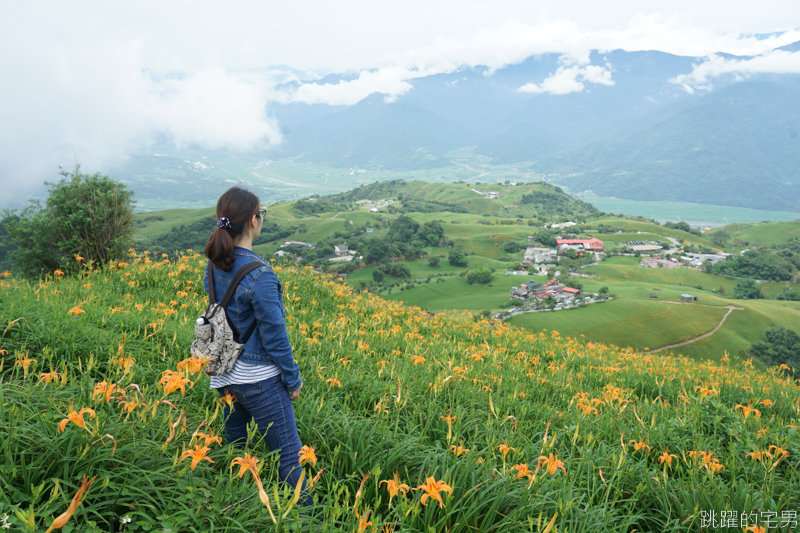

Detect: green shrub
1,166,134,277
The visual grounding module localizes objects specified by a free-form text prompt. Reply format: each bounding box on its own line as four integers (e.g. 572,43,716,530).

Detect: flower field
1,250,799,532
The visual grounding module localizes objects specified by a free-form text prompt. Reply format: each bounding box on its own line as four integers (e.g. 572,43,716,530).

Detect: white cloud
517,52,615,95
0,37,281,199
287,67,419,106
671,49,800,92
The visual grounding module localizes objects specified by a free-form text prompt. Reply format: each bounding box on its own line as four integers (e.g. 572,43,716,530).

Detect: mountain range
266,44,800,211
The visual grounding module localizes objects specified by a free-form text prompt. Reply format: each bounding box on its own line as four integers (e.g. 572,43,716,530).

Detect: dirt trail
645,304,743,354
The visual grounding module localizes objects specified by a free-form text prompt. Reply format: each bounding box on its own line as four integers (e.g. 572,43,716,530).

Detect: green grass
508,299,728,352
710,220,800,246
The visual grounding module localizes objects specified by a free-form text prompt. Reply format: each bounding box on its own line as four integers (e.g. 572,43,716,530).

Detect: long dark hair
205,187,260,271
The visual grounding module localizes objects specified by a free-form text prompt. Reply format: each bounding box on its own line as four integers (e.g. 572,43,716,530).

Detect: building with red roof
556,238,604,251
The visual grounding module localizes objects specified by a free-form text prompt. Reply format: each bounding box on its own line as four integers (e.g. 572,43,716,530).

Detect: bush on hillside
448,250,468,267
733,279,762,300
750,327,800,374
466,267,493,285
1,166,134,277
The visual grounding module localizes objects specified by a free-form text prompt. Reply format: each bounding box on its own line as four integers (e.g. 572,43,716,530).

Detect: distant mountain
534,79,800,211
269,93,482,169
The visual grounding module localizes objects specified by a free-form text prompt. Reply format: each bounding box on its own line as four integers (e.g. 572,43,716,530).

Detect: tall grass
1,251,798,532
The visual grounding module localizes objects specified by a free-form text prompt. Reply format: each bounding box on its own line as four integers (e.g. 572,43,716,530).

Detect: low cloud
670,49,800,92
0,38,282,201
518,52,614,95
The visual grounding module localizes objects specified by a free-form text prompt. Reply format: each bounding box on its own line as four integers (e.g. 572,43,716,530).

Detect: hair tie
217,217,232,232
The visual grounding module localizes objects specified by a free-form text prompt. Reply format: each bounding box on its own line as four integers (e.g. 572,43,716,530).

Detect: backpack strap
206,259,267,345
219,262,263,309
206,262,216,305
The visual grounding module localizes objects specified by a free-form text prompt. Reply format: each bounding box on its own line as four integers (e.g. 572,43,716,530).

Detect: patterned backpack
191,261,262,376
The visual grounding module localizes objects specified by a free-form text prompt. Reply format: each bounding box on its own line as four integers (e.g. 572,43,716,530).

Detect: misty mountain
535,80,800,211
270,93,481,169
262,43,800,210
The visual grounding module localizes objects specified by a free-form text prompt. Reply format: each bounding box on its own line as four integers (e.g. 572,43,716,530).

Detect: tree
777,285,800,301
733,279,761,300
466,268,493,285
448,250,468,267
372,269,384,283
1,166,135,277
598,286,609,297
750,327,800,373
503,241,521,253
419,221,445,247
428,256,440,268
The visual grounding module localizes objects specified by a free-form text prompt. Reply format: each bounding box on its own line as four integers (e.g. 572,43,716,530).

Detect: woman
203,186,310,506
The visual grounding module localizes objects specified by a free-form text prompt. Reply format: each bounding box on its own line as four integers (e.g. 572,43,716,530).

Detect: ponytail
205,187,260,271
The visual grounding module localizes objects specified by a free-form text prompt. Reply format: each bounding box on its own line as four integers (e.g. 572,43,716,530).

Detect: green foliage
561,278,583,290
712,247,799,281
290,197,349,217
598,286,609,296
448,250,468,267
379,261,411,279
733,279,762,300
519,187,598,217
428,256,440,268
749,326,800,372
466,268,493,285
502,241,521,253
372,269,385,283
1,166,134,277
776,285,800,301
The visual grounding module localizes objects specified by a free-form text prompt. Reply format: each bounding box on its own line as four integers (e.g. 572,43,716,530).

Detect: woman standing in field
203,186,311,507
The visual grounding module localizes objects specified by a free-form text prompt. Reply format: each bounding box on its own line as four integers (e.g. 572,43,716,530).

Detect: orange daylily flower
449,444,469,457
735,405,761,418
511,463,533,479
538,453,567,475
54,269,65,277
411,355,426,365
44,474,97,533
326,378,342,388
219,392,237,410
298,445,318,467
380,473,410,506
230,454,277,522
58,403,96,433
193,429,222,447
177,355,213,374
657,450,677,466
356,509,372,533
497,443,514,457
159,369,193,396
92,381,126,404
117,398,142,413
414,476,453,508
39,371,61,384
67,306,85,316
181,444,214,469
15,352,37,372
629,439,650,452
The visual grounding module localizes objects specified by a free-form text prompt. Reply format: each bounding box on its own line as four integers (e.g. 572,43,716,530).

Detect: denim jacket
202,247,302,392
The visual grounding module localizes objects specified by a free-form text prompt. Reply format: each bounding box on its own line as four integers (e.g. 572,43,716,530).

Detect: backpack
191,261,263,376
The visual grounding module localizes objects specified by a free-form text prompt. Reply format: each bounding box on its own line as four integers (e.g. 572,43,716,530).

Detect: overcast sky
2,1,799,199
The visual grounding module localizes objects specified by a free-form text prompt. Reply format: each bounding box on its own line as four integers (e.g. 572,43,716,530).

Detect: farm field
1,251,799,532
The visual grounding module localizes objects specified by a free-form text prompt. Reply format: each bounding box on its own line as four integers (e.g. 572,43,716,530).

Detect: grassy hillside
1,251,798,532
710,220,800,247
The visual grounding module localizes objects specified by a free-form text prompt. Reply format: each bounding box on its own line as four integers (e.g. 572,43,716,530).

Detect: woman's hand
290,383,302,401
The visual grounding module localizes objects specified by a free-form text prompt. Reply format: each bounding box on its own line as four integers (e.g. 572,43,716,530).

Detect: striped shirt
210,360,281,389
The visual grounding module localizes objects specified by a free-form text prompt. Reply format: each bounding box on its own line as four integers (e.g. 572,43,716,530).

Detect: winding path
645,303,743,354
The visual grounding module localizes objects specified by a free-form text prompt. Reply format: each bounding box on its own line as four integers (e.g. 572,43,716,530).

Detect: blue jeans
218,375,312,508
